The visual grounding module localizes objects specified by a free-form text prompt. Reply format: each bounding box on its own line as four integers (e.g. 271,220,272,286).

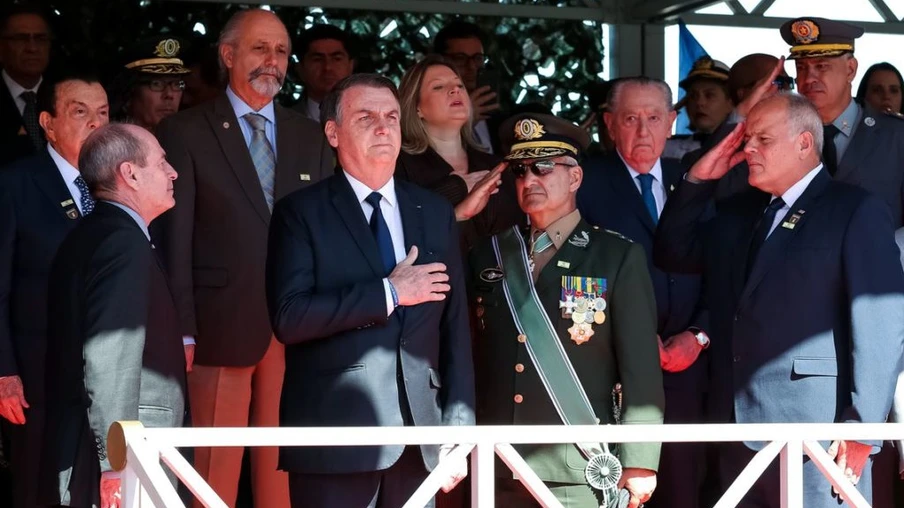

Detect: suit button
517,334,527,343
514,394,524,403
515,363,525,373
733,355,741,363
476,296,483,303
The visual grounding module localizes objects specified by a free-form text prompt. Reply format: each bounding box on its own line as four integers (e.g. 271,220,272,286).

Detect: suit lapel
31,151,82,223
396,183,425,255
208,94,271,224
329,175,385,277
273,105,304,200
739,171,830,304
0,78,24,136
836,106,877,182
605,155,656,233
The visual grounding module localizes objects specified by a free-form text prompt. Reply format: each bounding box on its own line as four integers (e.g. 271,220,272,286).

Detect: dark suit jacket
40,202,186,507
469,220,665,482
266,173,475,474
154,92,333,367
577,154,709,394
0,150,82,402
688,104,904,226
654,170,904,448
395,146,524,251
0,77,42,167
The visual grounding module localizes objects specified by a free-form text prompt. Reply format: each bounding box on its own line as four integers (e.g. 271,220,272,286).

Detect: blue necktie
243,113,276,211
74,175,95,216
365,192,396,275
637,173,658,225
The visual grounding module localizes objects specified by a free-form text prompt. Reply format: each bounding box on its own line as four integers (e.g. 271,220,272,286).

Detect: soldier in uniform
665,56,733,161
782,17,904,227
469,113,665,508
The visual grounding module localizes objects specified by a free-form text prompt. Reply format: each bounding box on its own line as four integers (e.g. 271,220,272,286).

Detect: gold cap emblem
791,20,820,45
692,56,714,71
154,38,181,58
514,118,546,141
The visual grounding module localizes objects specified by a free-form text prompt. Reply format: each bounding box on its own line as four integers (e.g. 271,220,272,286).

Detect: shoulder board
885,110,904,120
601,227,634,243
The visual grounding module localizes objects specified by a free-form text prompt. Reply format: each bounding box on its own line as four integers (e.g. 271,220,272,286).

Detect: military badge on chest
560,276,607,345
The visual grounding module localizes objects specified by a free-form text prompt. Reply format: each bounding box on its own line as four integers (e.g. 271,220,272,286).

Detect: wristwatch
687,327,710,349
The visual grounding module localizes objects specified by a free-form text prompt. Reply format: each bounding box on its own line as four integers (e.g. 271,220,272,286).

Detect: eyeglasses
140,79,186,92
1,33,52,46
772,75,795,90
511,160,576,178
444,52,488,68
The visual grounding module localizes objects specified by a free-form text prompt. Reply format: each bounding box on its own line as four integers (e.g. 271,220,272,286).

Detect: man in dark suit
41,123,185,508
470,113,664,508
0,5,52,167
654,93,904,507
266,73,477,508
578,76,711,508
0,71,108,508
154,8,334,507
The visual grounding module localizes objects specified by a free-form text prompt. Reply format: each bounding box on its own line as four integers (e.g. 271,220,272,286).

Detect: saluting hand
0,375,28,424
389,246,450,306
737,57,787,119
454,163,505,222
687,122,747,183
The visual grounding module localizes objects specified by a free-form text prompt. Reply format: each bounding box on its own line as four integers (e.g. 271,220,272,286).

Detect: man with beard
154,8,334,508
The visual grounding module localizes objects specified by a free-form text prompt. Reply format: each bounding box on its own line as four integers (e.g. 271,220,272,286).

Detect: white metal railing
107,422,904,508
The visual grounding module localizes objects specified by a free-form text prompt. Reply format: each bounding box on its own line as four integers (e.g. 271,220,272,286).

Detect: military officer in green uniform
469,113,665,508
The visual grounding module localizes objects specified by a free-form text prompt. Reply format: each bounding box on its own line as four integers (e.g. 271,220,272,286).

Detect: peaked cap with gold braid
780,17,864,60
499,113,591,161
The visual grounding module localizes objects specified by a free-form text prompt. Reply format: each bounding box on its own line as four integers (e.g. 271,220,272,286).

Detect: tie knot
766,197,786,212
365,192,383,209
637,173,655,189
244,113,268,132
20,91,36,104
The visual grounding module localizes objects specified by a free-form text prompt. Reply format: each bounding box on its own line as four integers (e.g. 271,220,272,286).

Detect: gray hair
320,73,399,126
607,77,674,114
778,92,824,154
78,123,148,194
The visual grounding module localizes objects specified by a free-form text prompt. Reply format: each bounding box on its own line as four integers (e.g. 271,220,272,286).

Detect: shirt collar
617,150,664,183
102,200,151,240
306,97,321,121
343,170,398,209
775,164,823,210
832,98,861,138
226,85,276,125
532,209,582,251
47,144,80,185
2,69,41,98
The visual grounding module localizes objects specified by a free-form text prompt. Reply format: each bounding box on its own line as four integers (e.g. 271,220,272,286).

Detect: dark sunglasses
511,160,576,178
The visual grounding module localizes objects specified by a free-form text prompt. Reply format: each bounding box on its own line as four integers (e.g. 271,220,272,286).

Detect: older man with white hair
154,8,333,507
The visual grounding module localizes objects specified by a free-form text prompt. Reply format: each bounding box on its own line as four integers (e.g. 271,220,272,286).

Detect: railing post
122,464,141,508
780,440,803,508
471,441,495,508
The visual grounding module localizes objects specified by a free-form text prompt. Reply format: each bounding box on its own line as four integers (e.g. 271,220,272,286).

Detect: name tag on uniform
557,260,571,269
299,174,311,181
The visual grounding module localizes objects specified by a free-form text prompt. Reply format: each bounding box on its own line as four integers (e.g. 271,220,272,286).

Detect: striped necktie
243,113,276,211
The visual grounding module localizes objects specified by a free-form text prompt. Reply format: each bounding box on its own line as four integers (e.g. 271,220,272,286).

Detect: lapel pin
568,231,590,248
670,184,675,192
299,174,311,181
781,222,796,230
60,199,74,207
223,121,230,129
66,208,79,220
557,260,571,269
865,117,876,127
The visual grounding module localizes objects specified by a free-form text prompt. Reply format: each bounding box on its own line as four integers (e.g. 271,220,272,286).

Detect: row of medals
563,295,607,345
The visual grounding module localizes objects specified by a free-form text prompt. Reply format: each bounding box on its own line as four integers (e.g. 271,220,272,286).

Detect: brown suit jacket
154,92,333,367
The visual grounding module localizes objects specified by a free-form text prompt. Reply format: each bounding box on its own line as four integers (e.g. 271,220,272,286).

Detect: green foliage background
24,0,605,122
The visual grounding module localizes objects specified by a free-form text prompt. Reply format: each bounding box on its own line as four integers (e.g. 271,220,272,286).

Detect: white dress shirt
766,164,823,238
343,171,407,316
225,86,278,158
618,151,666,218
47,145,85,214
2,69,41,117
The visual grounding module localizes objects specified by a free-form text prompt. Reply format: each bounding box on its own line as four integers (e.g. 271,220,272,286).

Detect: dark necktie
20,91,42,150
364,192,396,275
74,175,95,216
822,124,840,176
637,173,659,225
746,197,786,278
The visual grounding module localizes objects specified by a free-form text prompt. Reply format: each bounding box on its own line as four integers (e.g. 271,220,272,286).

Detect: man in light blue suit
655,92,904,507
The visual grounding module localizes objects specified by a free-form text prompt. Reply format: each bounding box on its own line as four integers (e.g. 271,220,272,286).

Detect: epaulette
601,227,634,243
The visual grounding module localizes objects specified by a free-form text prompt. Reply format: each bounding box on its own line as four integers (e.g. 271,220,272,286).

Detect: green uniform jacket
469,219,665,484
